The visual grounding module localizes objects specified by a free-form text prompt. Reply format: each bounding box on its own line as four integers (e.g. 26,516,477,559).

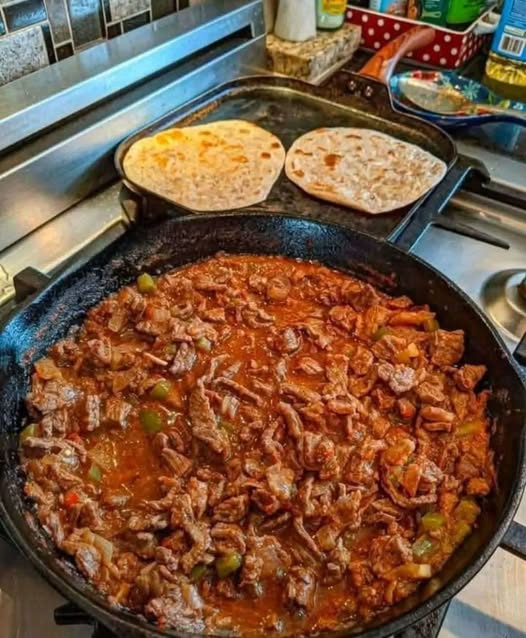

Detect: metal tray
115,73,460,240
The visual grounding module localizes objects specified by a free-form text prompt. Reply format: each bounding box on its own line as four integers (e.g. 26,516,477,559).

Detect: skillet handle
501,521,526,560
359,26,435,84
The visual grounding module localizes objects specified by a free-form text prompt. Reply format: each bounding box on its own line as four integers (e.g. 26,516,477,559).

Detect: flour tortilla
122,120,285,212
285,127,447,214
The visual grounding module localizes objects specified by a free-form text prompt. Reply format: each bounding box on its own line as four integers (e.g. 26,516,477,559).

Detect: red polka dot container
345,6,495,70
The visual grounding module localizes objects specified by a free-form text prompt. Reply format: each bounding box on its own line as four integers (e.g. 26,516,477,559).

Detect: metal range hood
0,0,266,253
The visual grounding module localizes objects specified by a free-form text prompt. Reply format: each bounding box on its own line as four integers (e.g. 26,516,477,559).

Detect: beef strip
188,382,230,458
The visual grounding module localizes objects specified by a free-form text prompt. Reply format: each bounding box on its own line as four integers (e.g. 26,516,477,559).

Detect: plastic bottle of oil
483,0,526,102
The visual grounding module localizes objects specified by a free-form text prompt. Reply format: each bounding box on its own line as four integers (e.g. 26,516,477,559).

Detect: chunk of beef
202,308,226,323
21,436,87,462
189,382,230,458
105,397,131,428
193,274,227,292
378,363,420,395
285,566,316,610
42,511,65,546
74,543,102,580
324,539,350,584
302,432,336,474
87,338,112,366
295,357,324,376
349,346,374,376
161,448,193,477
281,383,321,404
84,396,101,431
41,408,69,436
196,468,225,507
180,521,212,573
128,513,169,532
213,495,249,522
416,381,445,406
251,488,281,515
454,365,486,391
370,534,412,578
266,463,296,502
136,307,171,336
293,516,324,560
325,354,349,396
389,310,435,327
170,342,197,377
277,402,303,440
215,377,263,406
27,379,79,415
341,280,380,311
145,584,205,633
211,523,246,555
430,330,464,367
328,305,357,332
371,335,408,364
186,477,208,519
299,318,332,349
276,327,301,354
266,275,291,302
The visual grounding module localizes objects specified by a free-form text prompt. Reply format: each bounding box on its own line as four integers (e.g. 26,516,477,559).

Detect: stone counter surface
267,23,361,83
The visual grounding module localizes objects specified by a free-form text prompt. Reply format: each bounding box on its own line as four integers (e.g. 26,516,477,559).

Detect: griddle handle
359,26,435,84
388,156,490,252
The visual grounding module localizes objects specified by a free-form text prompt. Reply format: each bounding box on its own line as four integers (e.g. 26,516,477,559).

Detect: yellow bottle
483,0,526,102
316,0,347,30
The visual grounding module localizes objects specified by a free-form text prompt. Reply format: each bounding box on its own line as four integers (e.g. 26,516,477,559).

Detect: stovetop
0,178,525,638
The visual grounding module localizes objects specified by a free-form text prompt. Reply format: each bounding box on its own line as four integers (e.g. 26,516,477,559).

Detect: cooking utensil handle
501,521,526,560
388,156,491,252
359,26,435,84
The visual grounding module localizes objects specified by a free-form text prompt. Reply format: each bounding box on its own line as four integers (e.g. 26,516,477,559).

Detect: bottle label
491,0,526,62
321,0,347,14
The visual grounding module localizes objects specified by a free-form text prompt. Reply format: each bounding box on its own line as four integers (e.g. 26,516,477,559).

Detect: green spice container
419,0,449,25
316,0,347,30
446,0,485,27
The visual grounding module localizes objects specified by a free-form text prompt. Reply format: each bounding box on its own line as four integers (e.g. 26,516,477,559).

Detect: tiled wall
0,0,189,86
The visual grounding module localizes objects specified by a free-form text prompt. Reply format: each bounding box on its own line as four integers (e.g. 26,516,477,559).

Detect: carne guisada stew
20,254,495,635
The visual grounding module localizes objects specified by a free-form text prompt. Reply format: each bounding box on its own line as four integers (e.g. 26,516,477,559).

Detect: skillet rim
0,212,525,638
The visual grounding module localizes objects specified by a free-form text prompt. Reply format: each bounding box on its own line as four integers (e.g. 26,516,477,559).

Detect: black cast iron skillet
0,214,525,637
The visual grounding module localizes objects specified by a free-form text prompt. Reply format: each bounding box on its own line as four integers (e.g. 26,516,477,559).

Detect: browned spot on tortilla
294,149,313,156
294,170,305,178
346,134,362,139
324,153,342,169
271,142,281,148
233,155,248,164
261,152,271,159
155,156,169,169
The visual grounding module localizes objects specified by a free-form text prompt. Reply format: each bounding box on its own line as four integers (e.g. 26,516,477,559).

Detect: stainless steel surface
0,30,266,254
456,141,526,194
0,184,126,308
0,0,265,153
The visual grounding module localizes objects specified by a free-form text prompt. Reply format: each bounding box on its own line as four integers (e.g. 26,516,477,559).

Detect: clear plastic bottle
483,0,526,101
